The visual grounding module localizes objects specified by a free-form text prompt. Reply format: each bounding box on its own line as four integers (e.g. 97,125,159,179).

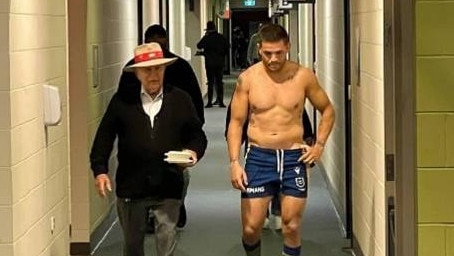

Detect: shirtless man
227,24,335,256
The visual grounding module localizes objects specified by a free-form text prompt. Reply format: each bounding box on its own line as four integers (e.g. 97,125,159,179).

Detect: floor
93,72,352,256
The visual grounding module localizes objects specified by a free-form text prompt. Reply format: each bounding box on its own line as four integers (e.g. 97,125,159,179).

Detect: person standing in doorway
118,24,205,232
227,24,335,256
247,23,263,66
197,21,230,108
91,42,207,256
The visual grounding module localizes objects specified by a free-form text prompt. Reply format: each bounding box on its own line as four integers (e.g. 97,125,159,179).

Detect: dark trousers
117,197,181,256
205,64,224,104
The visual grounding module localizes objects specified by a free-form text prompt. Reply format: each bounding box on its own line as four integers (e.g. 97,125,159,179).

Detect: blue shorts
241,145,308,198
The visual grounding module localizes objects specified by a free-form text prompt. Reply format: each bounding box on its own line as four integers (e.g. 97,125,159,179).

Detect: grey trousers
182,169,190,202
117,197,181,256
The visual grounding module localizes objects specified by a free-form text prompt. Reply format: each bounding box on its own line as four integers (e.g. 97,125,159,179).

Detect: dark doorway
230,9,270,70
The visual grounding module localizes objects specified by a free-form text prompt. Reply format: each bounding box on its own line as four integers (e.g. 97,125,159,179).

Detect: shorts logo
294,166,301,175
295,177,306,191
246,186,265,194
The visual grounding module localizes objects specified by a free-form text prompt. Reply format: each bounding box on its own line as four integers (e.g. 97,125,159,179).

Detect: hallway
93,74,351,256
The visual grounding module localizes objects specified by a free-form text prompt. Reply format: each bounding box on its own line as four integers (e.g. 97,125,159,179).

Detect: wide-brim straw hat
124,42,177,72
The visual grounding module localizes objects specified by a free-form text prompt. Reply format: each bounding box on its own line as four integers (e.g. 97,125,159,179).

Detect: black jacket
197,31,229,67
90,85,207,199
118,50,205,124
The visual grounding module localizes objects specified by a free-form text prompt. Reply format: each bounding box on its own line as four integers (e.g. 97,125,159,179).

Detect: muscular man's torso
244,61,312,149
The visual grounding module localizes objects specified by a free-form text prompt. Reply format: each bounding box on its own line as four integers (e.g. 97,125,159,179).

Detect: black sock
242,239,261,256
282,244,301,256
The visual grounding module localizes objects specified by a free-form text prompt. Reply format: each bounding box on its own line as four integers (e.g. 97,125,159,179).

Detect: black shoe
219,103,226,108
146,216,155,234
205,103,213,108
176,204,187,229
212,100,220,105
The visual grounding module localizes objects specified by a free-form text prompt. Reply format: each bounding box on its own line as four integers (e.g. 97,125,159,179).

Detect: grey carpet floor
93,73,352,256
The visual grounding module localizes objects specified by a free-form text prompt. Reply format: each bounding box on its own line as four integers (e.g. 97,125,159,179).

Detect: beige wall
350,1,385,255
186,0,205,94
315,0,347,230
68,0,138,249
0,0,70,255
416,0,454,255
86,0,138,232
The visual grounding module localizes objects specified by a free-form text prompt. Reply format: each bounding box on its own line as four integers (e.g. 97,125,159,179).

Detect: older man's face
135,65,166,96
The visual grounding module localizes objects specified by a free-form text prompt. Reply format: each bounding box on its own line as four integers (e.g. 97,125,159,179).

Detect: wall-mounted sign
244,0,256,6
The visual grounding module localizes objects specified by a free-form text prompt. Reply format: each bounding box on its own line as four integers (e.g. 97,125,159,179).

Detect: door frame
384,0,416,255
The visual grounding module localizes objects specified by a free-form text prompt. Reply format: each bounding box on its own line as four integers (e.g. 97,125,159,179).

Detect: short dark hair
258,23,289,45
144,24,167,43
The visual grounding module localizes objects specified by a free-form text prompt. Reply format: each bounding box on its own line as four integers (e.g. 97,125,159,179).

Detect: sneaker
273,215,282,231
263,218,270,229
176,204,187,230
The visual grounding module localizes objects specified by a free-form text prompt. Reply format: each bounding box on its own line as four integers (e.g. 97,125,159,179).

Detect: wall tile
11,85,41,127
418,225,445,256
10,48,66,90
13,213,48,256
0,206,13,242
12,185,45,240
0,168,12,205
417,57,454,112
45,169,68,212
11,0,65,15
0,1,9,13
11,151,45,203
417,2,454,55
0,35,10,91
11,119,44,165
0,244,13,256
417,114,446,167
447,226,454,256
0,92,11,129
0,130,11,167
447,115,454,167
418,169,454,222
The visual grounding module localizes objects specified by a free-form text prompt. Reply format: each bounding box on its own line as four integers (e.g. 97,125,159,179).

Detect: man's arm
196,36,205,49
227,75,250,191
305,70,335,150
227,75,249,164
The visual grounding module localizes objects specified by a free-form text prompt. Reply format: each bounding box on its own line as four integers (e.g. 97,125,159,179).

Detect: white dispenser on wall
43,84,62,126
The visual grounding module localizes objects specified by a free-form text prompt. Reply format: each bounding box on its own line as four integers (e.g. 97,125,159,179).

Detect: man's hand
230,160,247,191
95,174,112,197
299,143,324,165
176,149,198,168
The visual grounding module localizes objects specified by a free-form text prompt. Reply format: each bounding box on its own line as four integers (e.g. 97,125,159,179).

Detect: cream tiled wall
315,0,347,228
86,0,138,238
0,3,12,255
0,0,69,255
350,0,385,255
416,1,454,255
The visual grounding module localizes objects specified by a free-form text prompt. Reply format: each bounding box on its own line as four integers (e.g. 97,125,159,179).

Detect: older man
90,42,207,256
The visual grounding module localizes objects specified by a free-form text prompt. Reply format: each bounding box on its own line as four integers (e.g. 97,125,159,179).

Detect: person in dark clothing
118,24,204,232
197,21,230,108
91,42,207,256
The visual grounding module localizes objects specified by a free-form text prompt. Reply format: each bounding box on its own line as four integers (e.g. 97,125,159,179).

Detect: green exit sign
244,0,256,6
